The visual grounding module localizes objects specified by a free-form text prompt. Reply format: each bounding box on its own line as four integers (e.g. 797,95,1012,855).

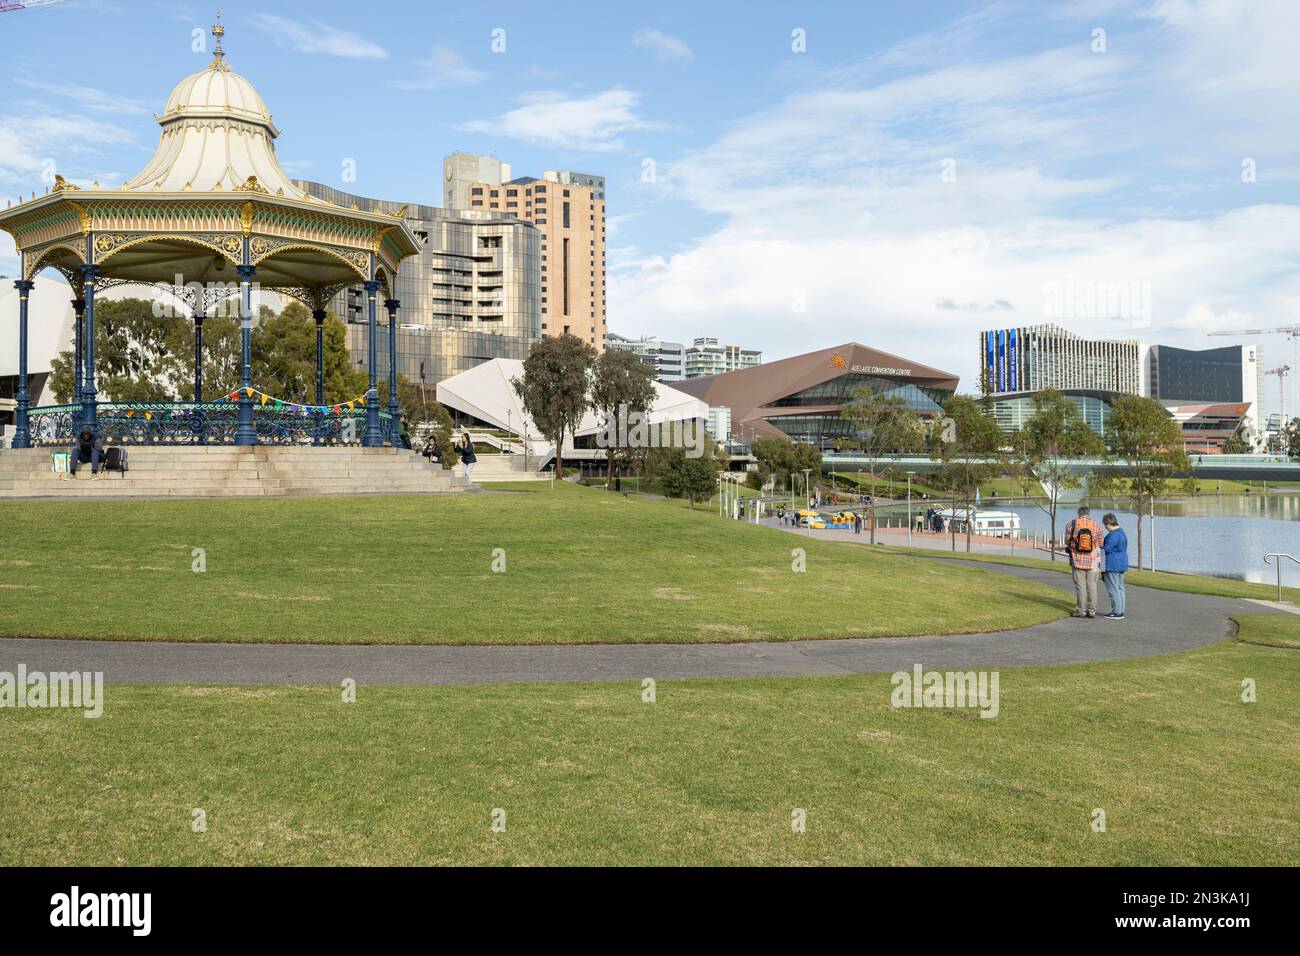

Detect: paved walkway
0,561,1289,686
776,518,1059,560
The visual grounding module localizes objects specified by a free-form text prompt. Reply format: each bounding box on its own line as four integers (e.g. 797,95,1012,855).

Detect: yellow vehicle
796,509,826,529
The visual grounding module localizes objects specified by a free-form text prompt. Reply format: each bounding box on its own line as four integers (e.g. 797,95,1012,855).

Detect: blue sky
3,0,1299,414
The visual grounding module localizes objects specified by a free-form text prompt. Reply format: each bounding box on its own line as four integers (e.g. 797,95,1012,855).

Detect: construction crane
1209,324,1300,423
1265,365,1291,429
0,0,66,12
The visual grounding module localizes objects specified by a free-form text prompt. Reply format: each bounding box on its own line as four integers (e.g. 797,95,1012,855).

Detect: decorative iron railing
27,404,82,445
26,402,391,447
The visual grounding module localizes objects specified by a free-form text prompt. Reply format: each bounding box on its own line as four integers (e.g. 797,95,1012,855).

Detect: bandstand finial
210,8,229,71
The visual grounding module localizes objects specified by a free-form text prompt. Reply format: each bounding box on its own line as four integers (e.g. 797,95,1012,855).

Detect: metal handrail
1263,552,1299,602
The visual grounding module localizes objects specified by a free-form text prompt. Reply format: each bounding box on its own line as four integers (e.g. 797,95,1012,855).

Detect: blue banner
997,330,1007,392
1009,328,1018,391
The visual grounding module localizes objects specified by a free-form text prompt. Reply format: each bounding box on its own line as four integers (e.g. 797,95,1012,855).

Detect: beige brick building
463,170,606,349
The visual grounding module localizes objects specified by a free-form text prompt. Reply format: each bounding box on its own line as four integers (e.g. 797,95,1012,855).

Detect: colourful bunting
207,387,374,415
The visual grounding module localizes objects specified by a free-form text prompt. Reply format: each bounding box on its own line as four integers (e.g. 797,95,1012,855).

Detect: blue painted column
311,308,326,447
312,308,326,406
193,309,204,402
80,264,100,433
72,296,85,415
12,279,34,448
234,263,257,445
363,279,382,447
385,298,401,447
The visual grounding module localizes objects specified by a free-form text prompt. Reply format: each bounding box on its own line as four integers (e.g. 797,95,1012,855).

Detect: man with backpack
1065,505,1103,618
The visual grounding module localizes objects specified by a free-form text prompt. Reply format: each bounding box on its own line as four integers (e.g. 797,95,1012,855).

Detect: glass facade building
979,324,1141,396
295,181,540,384
987,389,1115,436
453,158,607,350
675,342,959,449
765,374,947,414
605,333,686,382
684,337,762,379
1146,344,1261,433
1149,345,1244,402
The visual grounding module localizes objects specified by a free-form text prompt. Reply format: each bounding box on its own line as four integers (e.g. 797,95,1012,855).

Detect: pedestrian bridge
821,453,1300,482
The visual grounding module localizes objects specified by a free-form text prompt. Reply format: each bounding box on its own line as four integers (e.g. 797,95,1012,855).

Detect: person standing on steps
456,430,477,484
1065,505,1102,618
1101,513,1128,620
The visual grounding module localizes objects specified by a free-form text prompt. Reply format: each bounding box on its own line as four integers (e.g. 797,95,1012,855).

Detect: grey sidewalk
0,561,1287,686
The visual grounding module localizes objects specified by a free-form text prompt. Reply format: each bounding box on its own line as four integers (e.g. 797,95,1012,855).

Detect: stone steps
0,445,470,499
463,455,550,482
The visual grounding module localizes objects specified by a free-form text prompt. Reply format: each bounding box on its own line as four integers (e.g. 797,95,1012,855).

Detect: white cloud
392,46,486,91
632,28,693,62
462,89,665,152
612,209,1300,381
247,13,387,60
0,110,134,274
605,211,642,239
0,113,137,192
611,8,1300,417
13,75,152,116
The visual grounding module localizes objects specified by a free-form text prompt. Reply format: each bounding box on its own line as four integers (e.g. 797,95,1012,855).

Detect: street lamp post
906,470,915,547
418,361,428,424
802,468,813,536
1150,492,1157,572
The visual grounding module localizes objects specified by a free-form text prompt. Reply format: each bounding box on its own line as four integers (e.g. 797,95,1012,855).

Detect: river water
988,493,1300,584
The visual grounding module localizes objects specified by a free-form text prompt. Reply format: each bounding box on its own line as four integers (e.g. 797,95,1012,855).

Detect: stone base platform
0,445,471,498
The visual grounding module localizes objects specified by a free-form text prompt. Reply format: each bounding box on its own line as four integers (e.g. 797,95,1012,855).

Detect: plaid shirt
1066,517,1102,570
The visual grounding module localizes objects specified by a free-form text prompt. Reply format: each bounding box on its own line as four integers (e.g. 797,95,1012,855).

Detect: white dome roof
122,18,307,198
161,65,273,128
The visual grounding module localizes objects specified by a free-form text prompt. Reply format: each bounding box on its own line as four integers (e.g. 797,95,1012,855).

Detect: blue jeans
1104,571,1126,616
70,446,100,474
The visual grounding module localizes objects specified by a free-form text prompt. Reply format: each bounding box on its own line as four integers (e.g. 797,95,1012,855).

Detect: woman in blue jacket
1101,513,1128,620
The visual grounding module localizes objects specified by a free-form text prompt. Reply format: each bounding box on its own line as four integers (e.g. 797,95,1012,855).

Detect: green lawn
829,471,948,498
3,636,1295,866
1234,613,1300,649
0,487,1068,644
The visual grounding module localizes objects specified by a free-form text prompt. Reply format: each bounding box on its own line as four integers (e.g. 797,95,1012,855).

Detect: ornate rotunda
0,14,421,448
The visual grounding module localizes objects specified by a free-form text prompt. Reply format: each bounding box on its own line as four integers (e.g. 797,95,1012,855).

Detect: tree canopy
1090,394,1191,568
749,435,822,496
1013,389,1106,561
590,348,657,488
935,394,1005,552
843,389,924,542
47,297,366,405
511,333,597,476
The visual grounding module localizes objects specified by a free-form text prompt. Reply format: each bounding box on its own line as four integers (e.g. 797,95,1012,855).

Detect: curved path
1,562,1290,685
